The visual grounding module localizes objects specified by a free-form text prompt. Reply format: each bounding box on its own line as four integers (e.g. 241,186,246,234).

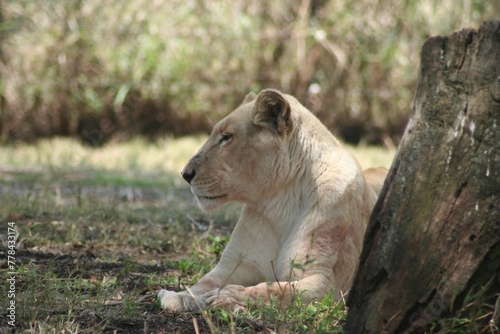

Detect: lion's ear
241,92,257,104
254,89,292,135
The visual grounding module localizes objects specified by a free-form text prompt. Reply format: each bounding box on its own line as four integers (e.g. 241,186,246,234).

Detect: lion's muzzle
181,168,196,184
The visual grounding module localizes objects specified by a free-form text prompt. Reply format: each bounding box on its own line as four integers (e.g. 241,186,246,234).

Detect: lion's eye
220,132,233,143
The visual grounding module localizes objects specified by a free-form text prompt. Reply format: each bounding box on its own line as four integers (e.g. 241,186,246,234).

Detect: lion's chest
254,233,309,282
233,208,314,282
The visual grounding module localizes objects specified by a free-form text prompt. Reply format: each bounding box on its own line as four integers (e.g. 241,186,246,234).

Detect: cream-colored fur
159,89,388,311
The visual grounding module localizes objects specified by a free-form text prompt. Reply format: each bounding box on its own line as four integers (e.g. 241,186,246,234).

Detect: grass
0,137,395,333
2,136,205,186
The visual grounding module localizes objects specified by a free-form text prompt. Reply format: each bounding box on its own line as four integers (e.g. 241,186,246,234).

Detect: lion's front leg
158,257,259,311
158,275,221,312
203,282,290,310
158,289,205,312
204,274,335,311
202,285,249,311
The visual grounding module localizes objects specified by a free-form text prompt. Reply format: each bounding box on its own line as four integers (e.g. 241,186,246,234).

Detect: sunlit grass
346,144,395,170
3,136,204,171
1,136,394,174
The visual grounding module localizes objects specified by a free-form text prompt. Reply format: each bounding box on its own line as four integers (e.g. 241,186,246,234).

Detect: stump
344,21,500,333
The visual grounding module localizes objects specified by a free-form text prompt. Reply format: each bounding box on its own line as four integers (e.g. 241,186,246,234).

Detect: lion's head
181,89,298,210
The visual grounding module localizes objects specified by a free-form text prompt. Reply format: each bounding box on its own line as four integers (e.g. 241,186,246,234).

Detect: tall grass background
0,0,497,145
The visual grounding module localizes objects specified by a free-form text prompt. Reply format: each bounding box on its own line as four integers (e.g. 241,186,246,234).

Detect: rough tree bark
344,21,500,333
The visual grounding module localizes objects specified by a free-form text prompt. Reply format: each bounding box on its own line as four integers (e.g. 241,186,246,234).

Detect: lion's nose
181,169,196,184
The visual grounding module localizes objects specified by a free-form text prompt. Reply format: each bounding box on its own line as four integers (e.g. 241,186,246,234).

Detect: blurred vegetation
0,0,497,145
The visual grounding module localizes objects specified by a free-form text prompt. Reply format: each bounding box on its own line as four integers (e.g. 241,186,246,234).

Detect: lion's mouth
197,194,227,201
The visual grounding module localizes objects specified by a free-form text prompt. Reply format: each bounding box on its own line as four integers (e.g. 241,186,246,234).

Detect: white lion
159,89,388,311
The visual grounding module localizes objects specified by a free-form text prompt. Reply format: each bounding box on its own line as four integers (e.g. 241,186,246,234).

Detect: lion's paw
158,289,204,312
204,285,248,312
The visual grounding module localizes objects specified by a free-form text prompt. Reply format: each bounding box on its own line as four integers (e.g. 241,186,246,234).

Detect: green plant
428,280,499,334
207,235,230,262
222,289,347,333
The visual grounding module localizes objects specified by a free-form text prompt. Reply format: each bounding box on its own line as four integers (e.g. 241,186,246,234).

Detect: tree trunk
344,21,500,333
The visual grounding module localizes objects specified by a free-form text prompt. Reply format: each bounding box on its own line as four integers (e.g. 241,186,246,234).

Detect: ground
0,138,395,333
0,181,223,333
1,249,211,333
